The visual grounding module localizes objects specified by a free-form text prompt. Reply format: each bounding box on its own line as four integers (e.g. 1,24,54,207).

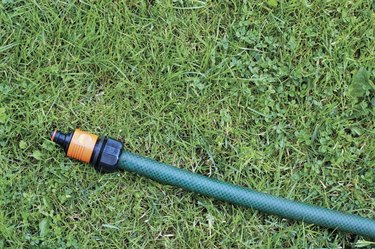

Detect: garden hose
51,128,375,239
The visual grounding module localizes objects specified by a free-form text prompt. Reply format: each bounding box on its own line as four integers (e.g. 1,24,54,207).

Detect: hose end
50,128,123,172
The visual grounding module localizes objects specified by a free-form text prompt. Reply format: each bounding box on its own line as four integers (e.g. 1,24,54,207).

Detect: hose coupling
50,128,123,172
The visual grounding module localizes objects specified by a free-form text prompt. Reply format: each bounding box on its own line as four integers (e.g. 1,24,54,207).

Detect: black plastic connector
91,136,123,173
50,130,73,152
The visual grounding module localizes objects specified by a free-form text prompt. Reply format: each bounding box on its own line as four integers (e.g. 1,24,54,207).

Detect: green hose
119,150,375,239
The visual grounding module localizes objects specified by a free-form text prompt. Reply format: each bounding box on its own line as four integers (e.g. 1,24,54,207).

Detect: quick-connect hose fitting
51,128,123,172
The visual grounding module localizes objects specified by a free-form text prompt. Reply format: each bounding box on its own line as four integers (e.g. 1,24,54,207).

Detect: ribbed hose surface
118,151,375,239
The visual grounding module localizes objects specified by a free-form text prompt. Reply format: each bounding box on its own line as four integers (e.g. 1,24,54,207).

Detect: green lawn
1,0,374,248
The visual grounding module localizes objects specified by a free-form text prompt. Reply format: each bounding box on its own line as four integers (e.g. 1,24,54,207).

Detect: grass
0,0,374,248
